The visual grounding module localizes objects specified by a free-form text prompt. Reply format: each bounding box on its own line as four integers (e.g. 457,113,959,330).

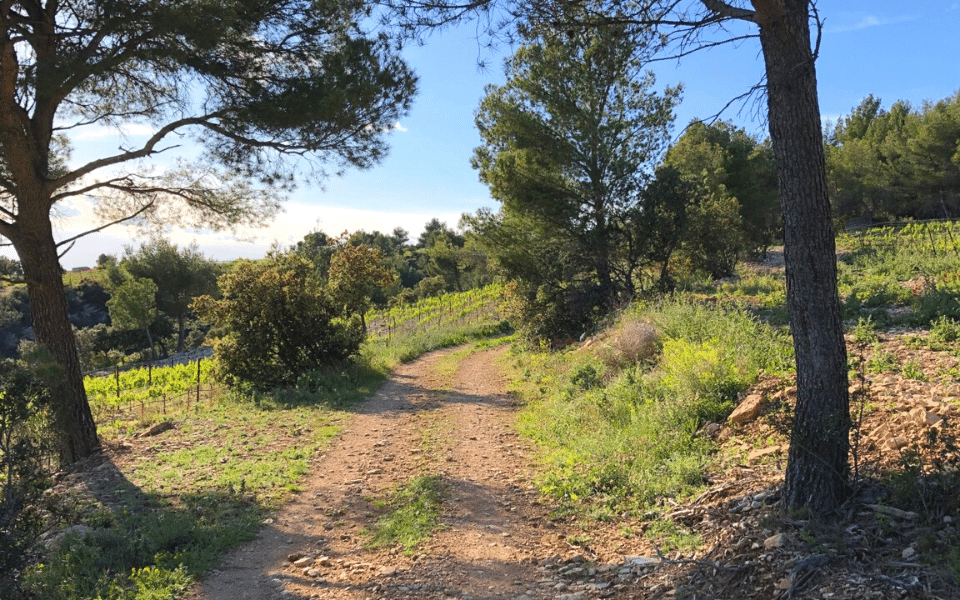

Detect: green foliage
627,165,692,292
837,222,960,326
850,316,880,344
418,219,482,293
663,120,779,265
193,252,363,389
866,345,898,373
368,475,445,551
653,338,744,422
515,299,792,514
931,316,960,344
679,188,744,279
0,360,54,598
107,276,158,338
645,519,702,553
84,360,215,410
123,239,220,352
827,92,960,220
471,21,680,340
901,359,928,381
25,487,261,600
327,238,396,330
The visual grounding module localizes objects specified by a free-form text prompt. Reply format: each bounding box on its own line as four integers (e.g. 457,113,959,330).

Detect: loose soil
182,345,594,600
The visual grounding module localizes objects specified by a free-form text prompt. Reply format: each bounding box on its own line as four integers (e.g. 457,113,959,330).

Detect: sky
36,1,960,269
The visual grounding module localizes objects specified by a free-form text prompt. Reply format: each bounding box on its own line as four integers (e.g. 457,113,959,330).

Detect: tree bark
10,209,100,465
754,0,850,514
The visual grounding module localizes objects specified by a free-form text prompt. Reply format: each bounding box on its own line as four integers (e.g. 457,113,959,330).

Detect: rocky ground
52,317,960,599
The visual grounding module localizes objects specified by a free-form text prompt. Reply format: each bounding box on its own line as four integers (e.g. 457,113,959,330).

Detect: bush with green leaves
0,359,54,599
193,252,364,389
931,316,960,344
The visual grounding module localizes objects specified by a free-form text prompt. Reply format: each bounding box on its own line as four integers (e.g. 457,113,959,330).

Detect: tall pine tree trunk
10,207,100,465
755,0,850,513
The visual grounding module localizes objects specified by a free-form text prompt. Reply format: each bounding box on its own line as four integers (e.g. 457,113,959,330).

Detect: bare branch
54,198,156,248
699,0,757,23
56,239,76,260
48,114,220,193
810,1,823,60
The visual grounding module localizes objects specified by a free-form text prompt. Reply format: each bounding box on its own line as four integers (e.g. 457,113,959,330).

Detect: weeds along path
186,345,574,600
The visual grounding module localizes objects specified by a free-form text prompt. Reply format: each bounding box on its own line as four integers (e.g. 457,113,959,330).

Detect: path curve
185,345,579,600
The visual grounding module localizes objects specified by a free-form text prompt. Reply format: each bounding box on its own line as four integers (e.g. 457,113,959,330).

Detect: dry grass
599,318,660,369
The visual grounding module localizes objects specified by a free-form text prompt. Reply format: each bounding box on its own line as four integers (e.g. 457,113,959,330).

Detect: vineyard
82,284,509,430
365,284,506,340
836,220,960,321
841,219,960,259
84,359,218,428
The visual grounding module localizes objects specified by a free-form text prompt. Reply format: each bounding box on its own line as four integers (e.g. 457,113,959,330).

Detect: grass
645,519,702,553
26,386,353,600
25,286,512,600
512,299,793,519
366,474,445,551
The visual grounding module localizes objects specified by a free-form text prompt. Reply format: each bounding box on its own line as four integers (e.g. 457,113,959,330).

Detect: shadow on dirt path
183,345,586,600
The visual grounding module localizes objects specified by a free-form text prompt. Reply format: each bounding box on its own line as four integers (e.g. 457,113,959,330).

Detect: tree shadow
28,450,285,599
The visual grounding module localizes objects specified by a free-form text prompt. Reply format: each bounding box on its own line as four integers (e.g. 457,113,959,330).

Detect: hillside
19,223,960,599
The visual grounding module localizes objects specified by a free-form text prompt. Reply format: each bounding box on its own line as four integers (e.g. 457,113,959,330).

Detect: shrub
931,316,960,343
0,359,54,599
850,315,879,345
501,279,605,346
193,252,364,389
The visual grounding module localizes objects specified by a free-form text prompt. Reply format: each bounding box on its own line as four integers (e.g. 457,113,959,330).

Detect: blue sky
51,1,960,268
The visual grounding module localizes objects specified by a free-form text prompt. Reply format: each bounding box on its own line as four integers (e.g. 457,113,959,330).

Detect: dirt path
185,345,584,600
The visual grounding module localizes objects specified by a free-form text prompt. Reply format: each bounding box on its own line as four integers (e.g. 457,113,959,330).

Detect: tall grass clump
515,298,793,517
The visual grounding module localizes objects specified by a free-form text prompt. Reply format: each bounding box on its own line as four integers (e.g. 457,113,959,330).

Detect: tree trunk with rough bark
754,0,850,514
10,208,100,465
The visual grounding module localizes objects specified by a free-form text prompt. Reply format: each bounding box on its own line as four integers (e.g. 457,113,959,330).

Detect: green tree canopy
662,120,780,275
123,239,220,352
327,239,397,331
471,21,679,338
106,275,159,360
0,0,417,462
826,92,960,221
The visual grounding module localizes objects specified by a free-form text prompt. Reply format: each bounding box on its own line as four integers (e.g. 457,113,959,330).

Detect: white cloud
392,121,408,132
827,14,914,33
49,198,465,268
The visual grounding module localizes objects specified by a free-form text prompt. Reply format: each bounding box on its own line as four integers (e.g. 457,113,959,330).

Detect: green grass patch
25,484,262,600
361,320,513,372
513,298,792,518
27,387,349,600
645,519,703,553
367,474,445,551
